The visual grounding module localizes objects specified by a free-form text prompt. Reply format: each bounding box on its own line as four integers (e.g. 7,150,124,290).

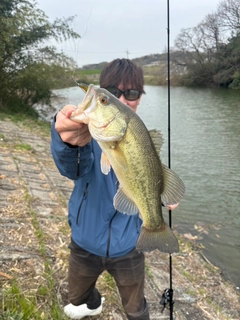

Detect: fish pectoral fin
161,164,185,206
112,145,128,170
100,152,111,175
100,144,128,174
105,142,128,170
113,186,139,215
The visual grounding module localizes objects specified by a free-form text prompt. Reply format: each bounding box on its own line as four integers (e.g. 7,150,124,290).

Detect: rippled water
49,85,240,288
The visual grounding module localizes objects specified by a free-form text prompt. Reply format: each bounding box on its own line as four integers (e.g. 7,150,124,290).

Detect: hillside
77,52,187,86
81,52,186,69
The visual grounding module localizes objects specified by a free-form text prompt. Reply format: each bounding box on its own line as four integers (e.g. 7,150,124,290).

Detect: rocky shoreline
0,117,239,319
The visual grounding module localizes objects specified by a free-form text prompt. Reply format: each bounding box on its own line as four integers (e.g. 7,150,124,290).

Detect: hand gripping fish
70,84,185,253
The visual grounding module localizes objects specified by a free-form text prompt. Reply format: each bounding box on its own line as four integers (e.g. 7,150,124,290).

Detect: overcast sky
36,0,221,67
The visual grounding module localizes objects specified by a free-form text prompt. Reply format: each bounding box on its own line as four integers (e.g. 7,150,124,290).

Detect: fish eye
100,96,108,105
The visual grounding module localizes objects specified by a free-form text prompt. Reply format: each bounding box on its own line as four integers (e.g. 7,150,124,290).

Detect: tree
174,0,240,88
174,14,222,86
0,0,80,115
218,0,240,33
214,34,240,87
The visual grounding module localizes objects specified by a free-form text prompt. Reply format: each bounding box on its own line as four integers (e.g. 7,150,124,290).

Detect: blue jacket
51,119,142,258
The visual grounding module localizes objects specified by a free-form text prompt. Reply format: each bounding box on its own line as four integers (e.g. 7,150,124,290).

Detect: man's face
117,83,142,113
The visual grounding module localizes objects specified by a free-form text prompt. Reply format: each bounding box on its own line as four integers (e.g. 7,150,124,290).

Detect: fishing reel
160,288,174,313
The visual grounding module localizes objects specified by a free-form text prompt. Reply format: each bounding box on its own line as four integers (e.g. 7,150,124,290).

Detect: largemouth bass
70,84,185,253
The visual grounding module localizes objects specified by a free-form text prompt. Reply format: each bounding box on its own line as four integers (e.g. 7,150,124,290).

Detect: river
45,85,240,289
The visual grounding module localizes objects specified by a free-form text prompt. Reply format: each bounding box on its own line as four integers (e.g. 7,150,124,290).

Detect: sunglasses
105,87,142,101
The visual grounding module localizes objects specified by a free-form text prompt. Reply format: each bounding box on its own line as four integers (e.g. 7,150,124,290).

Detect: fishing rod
159,1,174,319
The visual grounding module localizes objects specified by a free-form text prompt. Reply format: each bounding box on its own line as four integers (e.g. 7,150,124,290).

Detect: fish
70,84,185,253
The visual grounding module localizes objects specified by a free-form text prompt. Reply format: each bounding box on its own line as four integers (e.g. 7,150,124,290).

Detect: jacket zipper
106,180,119,257
106,210,118,257
76,183,89,225
77,147,80,176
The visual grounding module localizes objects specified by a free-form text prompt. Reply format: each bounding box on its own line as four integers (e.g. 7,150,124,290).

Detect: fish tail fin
136,223,179,253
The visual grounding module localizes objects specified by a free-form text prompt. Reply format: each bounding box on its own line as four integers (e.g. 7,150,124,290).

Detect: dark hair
100,58,145,94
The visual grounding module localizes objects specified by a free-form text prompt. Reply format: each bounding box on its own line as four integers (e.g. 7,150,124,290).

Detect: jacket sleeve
50,116,94,180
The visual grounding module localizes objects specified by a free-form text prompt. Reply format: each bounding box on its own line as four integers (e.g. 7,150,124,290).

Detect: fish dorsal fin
100,152,111,175
149,129,164,154
161,164,185,206
114,186,139,215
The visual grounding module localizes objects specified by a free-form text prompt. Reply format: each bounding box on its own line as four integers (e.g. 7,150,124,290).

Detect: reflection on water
50,85,240,289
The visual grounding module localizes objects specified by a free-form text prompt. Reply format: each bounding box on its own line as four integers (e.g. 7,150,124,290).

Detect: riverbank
0,116,239,320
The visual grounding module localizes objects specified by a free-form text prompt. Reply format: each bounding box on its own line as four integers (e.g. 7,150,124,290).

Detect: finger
61,128,91,146
56,108,84,133
60,104,77,118
166,203,179,210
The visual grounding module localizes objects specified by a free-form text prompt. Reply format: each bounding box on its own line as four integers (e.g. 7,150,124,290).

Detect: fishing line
71,0,96,81
81,0,96,38
160,1,174,319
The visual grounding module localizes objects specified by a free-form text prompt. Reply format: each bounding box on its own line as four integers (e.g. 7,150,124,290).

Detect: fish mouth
70,85,95,122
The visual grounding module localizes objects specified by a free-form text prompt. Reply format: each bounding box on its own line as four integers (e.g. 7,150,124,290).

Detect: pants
68,240,149,320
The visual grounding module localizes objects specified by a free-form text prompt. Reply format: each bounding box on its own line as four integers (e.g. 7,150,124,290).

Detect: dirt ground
0,118,239,320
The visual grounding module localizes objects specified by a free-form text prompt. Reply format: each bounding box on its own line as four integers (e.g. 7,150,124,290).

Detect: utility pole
126,49,129,59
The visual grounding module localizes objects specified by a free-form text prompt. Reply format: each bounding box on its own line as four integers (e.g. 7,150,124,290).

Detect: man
51,59,178,320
